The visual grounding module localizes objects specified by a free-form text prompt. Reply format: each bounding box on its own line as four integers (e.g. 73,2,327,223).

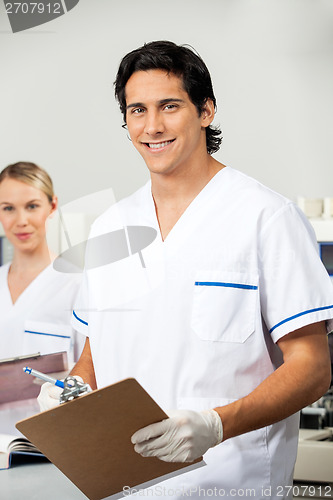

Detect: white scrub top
72,167,333,499
0,262,83,364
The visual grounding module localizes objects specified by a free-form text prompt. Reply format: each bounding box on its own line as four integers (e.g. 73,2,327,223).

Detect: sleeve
258,202,333,343
69,204,122,338
63,273,86,361
71,269,89,337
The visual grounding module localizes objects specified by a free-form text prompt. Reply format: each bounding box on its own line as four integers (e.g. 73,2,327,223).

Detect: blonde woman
0,162,83,363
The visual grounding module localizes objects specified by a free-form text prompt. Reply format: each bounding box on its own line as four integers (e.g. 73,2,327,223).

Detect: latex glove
37,375,83,412
37,382,62,412
131,409,223,463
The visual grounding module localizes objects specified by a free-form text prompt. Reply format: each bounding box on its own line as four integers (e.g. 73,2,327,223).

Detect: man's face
125,69,212,177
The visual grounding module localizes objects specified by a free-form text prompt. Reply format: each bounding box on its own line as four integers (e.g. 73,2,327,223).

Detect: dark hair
114,40,222,155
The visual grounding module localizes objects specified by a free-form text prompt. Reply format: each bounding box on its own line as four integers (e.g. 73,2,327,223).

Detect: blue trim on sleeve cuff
195,281,258,290
269,305,333,334
73,309,88,326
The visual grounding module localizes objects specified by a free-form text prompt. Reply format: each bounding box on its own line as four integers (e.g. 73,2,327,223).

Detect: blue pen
23,367,65,389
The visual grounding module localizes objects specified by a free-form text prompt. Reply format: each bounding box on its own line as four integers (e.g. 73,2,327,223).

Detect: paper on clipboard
16,378,205,500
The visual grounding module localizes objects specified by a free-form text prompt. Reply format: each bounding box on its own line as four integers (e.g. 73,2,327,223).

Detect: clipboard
0,351,68,404
16,378,204,500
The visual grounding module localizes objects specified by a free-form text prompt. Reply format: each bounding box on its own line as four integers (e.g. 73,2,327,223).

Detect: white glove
37,382,62,412
37,376,84,412
131,409,223,463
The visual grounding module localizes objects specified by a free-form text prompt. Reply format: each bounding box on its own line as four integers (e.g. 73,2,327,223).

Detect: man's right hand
37,375,85,411
37,382,63,412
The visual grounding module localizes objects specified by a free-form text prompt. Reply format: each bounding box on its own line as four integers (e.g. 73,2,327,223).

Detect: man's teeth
148,140,173,149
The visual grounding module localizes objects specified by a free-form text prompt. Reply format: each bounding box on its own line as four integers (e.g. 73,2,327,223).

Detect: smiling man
39,41,333,499
123,67,221,240
124,70,216,175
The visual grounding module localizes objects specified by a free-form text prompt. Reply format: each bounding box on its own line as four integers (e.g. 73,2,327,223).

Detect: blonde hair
0,161,54,203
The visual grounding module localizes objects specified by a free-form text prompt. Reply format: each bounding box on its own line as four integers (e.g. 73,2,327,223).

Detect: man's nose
144,109,165,135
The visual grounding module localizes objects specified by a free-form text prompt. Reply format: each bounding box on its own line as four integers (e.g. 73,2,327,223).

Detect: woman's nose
16,209,28,226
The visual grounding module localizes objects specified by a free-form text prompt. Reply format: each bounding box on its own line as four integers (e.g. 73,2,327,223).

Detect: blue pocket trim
24,330,70,339
73,309,88,326
195,281,258,291
269,304,333,334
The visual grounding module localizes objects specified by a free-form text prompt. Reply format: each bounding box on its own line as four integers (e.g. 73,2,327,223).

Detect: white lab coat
73,167,333,499
0,262,83,364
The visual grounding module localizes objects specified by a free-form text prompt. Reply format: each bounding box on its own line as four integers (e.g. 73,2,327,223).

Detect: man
39,41,333,499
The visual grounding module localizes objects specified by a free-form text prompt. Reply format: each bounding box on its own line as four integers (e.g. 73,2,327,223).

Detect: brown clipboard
16,378,204,500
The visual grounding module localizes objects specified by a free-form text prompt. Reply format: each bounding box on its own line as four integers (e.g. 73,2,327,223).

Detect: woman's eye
28,204,38,210
3,206,13,212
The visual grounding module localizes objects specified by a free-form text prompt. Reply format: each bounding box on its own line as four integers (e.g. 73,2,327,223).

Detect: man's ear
201,99,215,127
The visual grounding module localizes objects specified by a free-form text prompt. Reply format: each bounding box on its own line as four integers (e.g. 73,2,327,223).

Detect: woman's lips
15,233,32,240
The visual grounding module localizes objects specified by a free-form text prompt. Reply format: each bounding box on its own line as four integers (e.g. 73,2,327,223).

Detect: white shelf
308,218,333,242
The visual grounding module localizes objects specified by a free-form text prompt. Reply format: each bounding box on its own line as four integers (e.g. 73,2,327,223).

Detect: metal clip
59,376,92,404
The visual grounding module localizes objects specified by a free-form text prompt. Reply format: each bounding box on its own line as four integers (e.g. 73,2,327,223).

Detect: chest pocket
24,320,72,356
191,271,258,343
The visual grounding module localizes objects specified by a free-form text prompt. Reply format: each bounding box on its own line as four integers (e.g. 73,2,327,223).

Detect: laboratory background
0,0,333,498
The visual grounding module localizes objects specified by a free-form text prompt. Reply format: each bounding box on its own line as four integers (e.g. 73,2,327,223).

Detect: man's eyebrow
159,98,185,105
126,102,144,110
126,98,185,110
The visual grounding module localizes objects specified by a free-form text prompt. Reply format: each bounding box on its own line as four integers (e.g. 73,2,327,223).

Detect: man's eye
164,104,177,110
132,108,145,114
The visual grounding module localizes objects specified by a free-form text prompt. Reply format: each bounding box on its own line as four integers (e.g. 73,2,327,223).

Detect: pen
23,367,65,389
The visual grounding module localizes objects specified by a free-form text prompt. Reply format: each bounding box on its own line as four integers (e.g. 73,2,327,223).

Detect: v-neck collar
5,262,52,307
148,167,230,244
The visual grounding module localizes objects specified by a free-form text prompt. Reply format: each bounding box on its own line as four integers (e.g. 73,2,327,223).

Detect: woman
0,161,83,363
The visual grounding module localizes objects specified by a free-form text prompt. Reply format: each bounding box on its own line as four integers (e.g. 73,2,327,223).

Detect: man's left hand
131,409,223,463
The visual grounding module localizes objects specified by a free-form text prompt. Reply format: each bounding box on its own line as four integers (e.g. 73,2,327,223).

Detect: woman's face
0,177,57,254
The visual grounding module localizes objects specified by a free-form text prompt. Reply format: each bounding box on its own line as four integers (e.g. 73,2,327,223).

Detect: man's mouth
145,139,175,150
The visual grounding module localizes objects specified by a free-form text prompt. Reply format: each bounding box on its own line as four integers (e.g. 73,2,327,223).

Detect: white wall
0,0,332,206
